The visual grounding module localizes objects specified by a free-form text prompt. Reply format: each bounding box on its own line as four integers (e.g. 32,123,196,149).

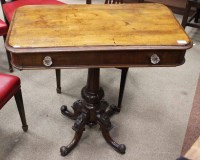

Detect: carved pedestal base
60,100,125,156
60,68,126,156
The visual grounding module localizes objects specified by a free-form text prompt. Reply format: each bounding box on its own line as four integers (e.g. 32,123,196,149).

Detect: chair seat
3,0,65,22
0,19,8,36
0,73,21,108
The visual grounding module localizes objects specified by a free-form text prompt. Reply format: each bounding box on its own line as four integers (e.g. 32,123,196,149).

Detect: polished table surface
8,4,190,47
6,4,192,69
6,4,192,156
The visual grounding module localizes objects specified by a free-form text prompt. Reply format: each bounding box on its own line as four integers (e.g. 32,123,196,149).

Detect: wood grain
5,4,192,69
7,4,191,49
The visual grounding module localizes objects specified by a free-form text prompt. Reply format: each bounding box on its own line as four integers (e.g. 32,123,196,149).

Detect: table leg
86,0,91,4
105,68,129,117
60,112,87,156
55,69,61,93
60,68,126,156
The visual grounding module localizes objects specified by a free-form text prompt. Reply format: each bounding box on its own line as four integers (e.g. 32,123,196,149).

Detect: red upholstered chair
0,19,7,36
0,73,28,132
1,20,27,130
0,19,11,71
0,0,65,72
2,0,65,23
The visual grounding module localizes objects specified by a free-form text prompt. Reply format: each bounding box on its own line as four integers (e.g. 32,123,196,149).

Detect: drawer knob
151,54,160,64
43,56,53,67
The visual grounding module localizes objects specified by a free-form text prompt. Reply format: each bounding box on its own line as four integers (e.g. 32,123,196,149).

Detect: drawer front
11,50,186,69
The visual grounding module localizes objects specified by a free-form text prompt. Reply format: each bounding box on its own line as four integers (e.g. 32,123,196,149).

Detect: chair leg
56,69,61,93
194,9,200,23
117,68,129,112
182,2,191,29
14,89,28,132
3,35,13,72
5,50,13,73
86,0,92,4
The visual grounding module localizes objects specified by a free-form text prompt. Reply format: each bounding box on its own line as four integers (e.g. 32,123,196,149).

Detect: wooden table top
6,4,192,52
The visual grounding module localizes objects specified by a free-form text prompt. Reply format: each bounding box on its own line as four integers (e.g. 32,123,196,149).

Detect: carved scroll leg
97,113,126,154
61,100,84,120
101,128,126,154
61,105,77,120
106,104,120,117
60,129,84,156
60,112,87,156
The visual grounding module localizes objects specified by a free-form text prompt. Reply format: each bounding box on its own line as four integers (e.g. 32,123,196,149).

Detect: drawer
11,50,186,69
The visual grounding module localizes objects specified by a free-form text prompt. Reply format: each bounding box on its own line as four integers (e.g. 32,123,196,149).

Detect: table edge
5,42,193,54
5,4,193,53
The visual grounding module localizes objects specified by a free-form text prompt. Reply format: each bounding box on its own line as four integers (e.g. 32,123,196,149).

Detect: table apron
11,50,186,69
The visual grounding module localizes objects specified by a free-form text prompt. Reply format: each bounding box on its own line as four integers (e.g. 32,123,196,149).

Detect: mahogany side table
6,4,192,156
